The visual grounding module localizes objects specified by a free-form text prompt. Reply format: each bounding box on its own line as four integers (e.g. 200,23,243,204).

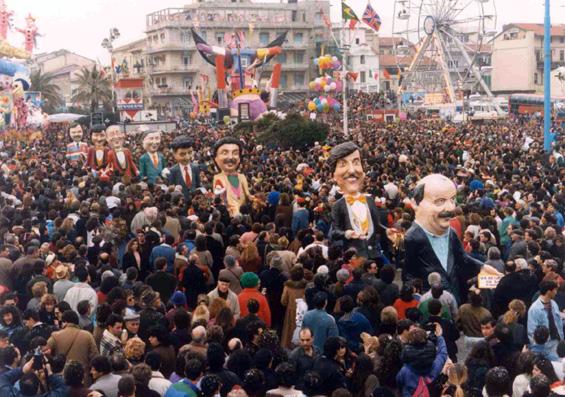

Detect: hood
401,340,437,375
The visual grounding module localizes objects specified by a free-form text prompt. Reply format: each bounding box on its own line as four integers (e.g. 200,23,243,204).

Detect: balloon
320,80,327,88
324,85,331,92
330,82,337,90
315,77,321,84
315,84,321,91
333,103,341,111
307,101,316,111
323,103,330,112
335,81,343,92
332,56,338,62
309,81,316,90
316,104,323,112
321,98,328,105
314,58,319,65
223,115,231,124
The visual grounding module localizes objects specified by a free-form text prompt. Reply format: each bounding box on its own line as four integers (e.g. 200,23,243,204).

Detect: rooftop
502,23,565,37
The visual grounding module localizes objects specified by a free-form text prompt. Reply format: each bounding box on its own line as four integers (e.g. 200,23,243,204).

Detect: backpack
412,377,431,397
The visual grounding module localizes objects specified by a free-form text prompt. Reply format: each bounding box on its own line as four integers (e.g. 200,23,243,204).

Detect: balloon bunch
308,76,343,93
314,54,341,71
307,96,342,113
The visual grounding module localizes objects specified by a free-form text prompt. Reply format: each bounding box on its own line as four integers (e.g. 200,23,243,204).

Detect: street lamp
101,27,121,118
543,0,553,152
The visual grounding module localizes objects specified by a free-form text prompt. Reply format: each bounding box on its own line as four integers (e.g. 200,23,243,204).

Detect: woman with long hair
532,356,560,388
280,266,307,349
275,192,293,229
465,341,495,397
0,305,23,337
441,363,468,397
239,242,261,273
208,298,228,326
392,284,418,320
39,293,57,326
500,299,528,350
349,353,379,397
215,307,235,343
122,238,142,271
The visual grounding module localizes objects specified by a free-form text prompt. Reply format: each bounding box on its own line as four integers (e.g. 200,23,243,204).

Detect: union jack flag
362,3,381,32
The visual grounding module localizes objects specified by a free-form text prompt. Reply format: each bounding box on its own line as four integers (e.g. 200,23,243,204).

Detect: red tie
184,165,192,187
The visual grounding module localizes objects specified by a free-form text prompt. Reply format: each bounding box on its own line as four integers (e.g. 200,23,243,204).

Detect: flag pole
341,11,349,138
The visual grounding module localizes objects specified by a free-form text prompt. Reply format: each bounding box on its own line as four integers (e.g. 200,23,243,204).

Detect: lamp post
544,0,552,152
101,28,120,118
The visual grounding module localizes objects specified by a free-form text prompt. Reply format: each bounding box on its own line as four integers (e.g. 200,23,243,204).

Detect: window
200,30,207,41
561,37,565,44
294,72,304,86
534,73,538,85
291,10,297,22
183,54,192,66
278,53,286,63
181,30,191,43
184,78,193,90
561,50,564,62
280,73,287,88
360,55,365,64
315,12,322,24
216,32,224,45
259,32,270,46
360,71,366,83
160,33,165,42
240,57,249,68
356,38,360,45
293,51,304,64
294,32,303,44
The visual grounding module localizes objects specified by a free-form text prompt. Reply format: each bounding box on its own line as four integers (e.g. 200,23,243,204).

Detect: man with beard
403,174,500,303
86,124,111,180
212,137,253,218
138,130,165,185
168,136,202,202
65,123,88,163
106,125,138,182
328,142,384,260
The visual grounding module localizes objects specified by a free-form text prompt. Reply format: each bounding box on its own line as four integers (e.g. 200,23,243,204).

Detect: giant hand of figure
345,230,366,240
481,264,503,277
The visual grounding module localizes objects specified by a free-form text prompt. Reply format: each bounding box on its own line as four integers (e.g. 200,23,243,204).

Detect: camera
32,347,44,371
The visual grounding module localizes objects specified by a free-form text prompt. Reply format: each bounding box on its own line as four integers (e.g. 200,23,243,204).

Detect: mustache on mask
223,159,238,165
438,211,455,219
344,172,363,180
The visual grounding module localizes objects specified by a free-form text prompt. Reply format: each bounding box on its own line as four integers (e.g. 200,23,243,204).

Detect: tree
29,70,63,114
257,112,328,149
71,66,113,113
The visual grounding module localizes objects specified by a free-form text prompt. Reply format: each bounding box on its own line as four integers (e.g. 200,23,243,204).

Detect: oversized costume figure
86,124,110,180
106,125,138,181
329,142,383,260
168,136,201,201
16,14,39,54
403,174,500,303
11,74,29,130
65,123,88,162
138,130,165,184
0,0,13,40
212,137,252,217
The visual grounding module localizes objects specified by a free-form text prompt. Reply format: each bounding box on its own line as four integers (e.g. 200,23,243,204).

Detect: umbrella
47,113,84,123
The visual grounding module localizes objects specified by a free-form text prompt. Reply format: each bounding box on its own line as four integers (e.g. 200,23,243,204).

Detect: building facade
115,0,331,118
31,49,96,108
492,23,565,94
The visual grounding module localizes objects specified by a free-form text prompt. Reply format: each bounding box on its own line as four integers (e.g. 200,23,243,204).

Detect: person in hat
508,228,529,260
327,142,385,260
168,135,202,201
212,137,253,218
403,174,501,303
237,272,271,327
138,130,165,185
138,289,168,341
52,264,73,303
123,308,141,341
208,276,241,319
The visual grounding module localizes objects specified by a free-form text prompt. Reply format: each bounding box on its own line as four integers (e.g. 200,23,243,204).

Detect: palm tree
29,70,63,114
71,65,113,113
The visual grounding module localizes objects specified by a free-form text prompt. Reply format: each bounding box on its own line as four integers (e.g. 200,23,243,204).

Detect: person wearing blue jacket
0,357,68,397
396,324,448,397
336,295,372,353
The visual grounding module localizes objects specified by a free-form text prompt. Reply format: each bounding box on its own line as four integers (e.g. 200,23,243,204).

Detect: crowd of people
0,93,564,397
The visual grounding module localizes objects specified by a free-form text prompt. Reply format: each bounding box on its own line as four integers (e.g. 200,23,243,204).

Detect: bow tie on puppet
346,195,367,206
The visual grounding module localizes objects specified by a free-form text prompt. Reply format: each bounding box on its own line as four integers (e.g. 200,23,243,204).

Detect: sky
8,0,565,64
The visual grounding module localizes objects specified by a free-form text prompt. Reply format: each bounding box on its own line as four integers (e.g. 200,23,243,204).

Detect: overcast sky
9,0,565,63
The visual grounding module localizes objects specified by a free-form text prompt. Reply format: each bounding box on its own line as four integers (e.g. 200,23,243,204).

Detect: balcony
147,86,190,97
147,64,199,74
145,41,195,54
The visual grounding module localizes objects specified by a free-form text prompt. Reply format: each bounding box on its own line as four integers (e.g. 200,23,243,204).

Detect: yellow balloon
320,80,327,88
256,48,268,58
223,115,231,124
307,101,316,111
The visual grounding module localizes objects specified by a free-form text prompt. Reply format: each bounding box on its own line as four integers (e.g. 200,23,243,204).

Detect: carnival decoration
191,29,286,121
15,14,39,54
307,55,342,113
115,78,144,120
314,55,341,71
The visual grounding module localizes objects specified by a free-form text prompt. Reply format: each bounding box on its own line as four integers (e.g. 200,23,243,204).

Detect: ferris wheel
392,0,502,112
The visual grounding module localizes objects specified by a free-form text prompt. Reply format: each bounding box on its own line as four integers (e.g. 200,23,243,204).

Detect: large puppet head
90,124,106,149
105,125,125,150
327,141,365,196
170,136,194,166
213,137,242,174
141,130,161,154
411,174,457,236
69,123,83,143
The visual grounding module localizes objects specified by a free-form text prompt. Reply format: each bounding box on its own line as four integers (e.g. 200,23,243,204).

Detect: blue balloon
314,58,319,65
333,103,341,111
316,104,323,112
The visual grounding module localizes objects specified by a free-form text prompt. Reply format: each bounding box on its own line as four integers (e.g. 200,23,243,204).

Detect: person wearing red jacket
237,272,271,328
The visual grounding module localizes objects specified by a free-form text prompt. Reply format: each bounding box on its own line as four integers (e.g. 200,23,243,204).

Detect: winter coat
396,336,448,397
280,279,307,348
337,311,373,353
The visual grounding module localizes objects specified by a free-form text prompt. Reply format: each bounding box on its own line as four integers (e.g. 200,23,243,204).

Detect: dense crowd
0,94,564,397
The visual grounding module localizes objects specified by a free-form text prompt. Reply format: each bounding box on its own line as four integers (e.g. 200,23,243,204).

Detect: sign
238,102,250,121
477,271,502,289
116,103,144,111
115,78,145,119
